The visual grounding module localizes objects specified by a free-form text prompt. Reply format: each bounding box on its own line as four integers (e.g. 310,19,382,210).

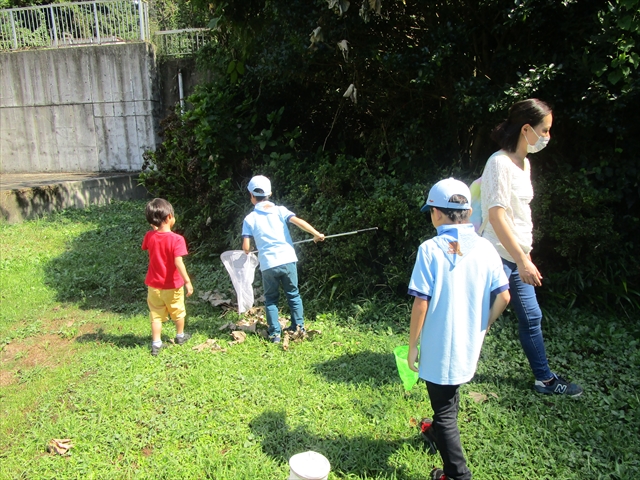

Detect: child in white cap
407,178,510,480
242,175,325,343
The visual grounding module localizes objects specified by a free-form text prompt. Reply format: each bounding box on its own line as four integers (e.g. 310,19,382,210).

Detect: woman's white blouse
481,150,534,263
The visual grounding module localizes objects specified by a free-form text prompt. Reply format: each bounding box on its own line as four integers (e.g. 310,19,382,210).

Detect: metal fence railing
154,28,210,57
0,0,149,51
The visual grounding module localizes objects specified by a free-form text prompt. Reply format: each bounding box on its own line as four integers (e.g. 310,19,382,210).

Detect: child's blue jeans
502,259,554,381
261,262,304,337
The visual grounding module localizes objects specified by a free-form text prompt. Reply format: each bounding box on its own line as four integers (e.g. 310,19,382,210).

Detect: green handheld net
393,345,419,391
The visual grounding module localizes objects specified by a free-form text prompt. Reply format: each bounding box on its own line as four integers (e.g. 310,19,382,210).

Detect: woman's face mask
525,127,550,153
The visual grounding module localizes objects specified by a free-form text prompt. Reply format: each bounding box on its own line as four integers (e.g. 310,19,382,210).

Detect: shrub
142,0,640,312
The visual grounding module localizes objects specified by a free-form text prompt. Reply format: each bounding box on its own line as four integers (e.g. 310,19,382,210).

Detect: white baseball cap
247,175,272,196
421,178,471,212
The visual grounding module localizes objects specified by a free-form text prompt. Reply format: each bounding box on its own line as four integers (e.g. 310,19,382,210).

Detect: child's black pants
426,381,472,480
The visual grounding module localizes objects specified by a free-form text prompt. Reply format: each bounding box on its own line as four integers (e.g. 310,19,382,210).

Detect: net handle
235,227,379,254
292,227,378,245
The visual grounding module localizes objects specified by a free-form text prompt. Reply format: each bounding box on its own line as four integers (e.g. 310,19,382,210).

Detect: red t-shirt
142,230,188,289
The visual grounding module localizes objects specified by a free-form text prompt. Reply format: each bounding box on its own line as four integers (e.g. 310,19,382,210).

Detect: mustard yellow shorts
147,287,186,323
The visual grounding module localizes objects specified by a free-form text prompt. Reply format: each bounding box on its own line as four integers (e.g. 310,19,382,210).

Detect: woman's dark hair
146,198,174,227
490,99,552,153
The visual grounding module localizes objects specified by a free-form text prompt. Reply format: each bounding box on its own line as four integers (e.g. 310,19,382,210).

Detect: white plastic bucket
288,451,331,480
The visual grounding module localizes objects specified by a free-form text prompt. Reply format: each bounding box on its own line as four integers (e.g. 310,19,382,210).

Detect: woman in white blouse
481,98,583,396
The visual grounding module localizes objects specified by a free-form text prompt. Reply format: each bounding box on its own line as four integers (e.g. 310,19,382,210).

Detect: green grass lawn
1,201,639,479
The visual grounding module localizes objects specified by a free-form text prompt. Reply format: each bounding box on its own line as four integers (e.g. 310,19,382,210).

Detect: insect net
220,250,260,313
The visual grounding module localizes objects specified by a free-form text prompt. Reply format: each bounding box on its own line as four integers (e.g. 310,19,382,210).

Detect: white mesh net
220,250,260,313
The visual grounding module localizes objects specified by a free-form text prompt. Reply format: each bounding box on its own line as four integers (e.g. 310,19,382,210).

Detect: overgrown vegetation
141,0,640,311
1,202,639,479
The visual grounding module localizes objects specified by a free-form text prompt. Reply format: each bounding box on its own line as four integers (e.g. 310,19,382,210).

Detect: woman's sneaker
534,373,583,397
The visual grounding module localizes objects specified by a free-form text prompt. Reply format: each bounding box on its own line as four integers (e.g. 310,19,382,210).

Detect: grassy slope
0,201,638,479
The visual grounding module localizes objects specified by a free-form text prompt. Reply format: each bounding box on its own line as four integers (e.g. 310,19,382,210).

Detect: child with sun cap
241,175,325,343
406,177,510,480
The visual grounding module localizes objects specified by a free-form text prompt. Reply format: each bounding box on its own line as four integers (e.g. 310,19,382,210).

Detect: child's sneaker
419,418,438,454
534,373,583,397
270,335,281,344
151,343,164,356
175,332,192,345
430,467,447,480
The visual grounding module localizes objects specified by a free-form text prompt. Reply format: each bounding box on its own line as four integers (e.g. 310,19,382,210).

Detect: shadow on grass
312,351,399,387
75,328,148,348
250,410,427,480
42,201,151,315
42,201,219,319
470,372,532,392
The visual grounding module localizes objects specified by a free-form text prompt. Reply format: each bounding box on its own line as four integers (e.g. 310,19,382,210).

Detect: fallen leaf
289,328,308,342
468,391,488,403
488,392,499,400
306,329,321,339
192,342,209,352
47,438,73,455
229,331,246,345
236,323,256,333
199,290,232,307
408,417,419,428
192,339,226,353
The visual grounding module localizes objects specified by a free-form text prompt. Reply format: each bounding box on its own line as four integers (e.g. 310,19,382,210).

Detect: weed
53,326,79,340
16,365,47,384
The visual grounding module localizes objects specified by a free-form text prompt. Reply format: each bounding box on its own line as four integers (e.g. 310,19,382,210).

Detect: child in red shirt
142,198,193,356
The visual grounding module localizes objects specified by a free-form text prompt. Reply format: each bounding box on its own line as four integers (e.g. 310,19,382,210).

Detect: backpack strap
477,216,489,236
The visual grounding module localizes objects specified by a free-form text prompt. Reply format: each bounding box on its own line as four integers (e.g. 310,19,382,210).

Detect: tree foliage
142,0,640,311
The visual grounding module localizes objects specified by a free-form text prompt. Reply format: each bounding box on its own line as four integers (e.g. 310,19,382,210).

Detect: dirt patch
0,322,98,387
0,370,15,387
2,334,71,366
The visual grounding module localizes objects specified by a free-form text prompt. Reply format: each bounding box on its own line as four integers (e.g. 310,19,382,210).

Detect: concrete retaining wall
0,43,160,173
0,173,149,223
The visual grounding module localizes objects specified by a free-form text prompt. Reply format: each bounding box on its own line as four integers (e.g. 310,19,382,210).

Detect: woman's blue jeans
261,262,304,337
502,259,553,381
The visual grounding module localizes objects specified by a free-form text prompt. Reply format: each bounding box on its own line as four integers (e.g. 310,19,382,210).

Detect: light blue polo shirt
408,223,509,385
242,202,298,271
